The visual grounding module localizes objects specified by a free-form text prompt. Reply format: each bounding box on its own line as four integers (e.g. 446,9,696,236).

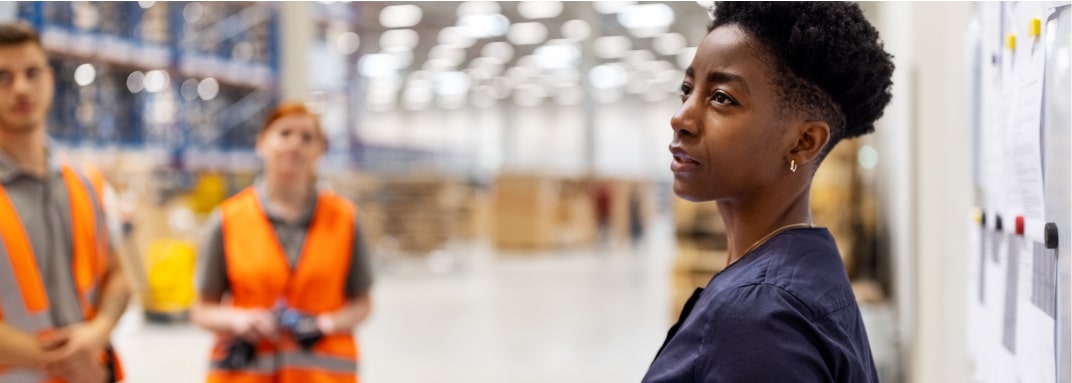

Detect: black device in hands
276,307,324,350
220,340,256,370
221,306,324,370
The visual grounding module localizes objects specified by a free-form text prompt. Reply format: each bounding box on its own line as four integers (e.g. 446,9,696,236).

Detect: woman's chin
672,180,717,203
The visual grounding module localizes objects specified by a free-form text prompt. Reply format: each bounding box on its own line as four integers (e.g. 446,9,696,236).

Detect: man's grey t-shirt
196,183,374,301
0,149,105,327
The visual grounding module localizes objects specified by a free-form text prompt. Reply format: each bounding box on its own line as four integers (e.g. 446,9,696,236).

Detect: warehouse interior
2,2,1069,382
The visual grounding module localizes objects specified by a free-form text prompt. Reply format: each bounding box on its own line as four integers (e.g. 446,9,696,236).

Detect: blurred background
2,1,1068,382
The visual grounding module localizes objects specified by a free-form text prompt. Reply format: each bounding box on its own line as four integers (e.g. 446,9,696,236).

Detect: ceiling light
533,43,580,70
197,78,219,100
457,14,510,39
618,3,674,37
595,36,631,59
617,3,674,29
518,1,563,19
429,45,467,67
383,47,414,69
127,71,145,93
457,1,501,17
143,70,170,93
179,78,197,100
379,5,422,28
593,1,634,15
653,33,686,56
183,2,203,23
336,32,360,54
438,26,476,48
624,50,656,69
561,19,591,41
507,22,548,45
381,29,419,50
359,53,401,78
469,57,505,76
481,41,515,63
588,64,628,89
74,63,95,86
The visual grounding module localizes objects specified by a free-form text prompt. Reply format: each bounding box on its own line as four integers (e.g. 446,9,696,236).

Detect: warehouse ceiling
314,1,715,111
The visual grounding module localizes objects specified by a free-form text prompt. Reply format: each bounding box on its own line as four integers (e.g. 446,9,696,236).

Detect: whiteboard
966,2,1071,383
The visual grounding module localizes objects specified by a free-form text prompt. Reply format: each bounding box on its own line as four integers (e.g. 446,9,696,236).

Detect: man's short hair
0,22,42,48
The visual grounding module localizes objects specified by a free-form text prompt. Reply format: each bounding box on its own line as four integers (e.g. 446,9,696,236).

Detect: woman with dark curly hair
644,2,893,382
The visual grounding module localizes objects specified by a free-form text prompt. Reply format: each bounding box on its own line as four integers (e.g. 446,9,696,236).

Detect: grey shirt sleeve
344,216,374,298
196,209,229,301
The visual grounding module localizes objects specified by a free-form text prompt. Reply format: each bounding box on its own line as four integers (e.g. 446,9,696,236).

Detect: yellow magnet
1029,18,1041,38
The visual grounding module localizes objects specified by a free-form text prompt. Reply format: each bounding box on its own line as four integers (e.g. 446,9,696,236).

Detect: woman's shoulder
716,228,856,319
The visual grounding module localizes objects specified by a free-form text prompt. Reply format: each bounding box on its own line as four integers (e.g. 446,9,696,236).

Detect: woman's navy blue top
643,228,878,383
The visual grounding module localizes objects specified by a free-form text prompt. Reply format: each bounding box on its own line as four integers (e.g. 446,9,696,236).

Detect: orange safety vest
0,164,124,382
208,187,359,383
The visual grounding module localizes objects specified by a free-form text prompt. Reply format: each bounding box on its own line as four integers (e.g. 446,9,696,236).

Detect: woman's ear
789,120,831,165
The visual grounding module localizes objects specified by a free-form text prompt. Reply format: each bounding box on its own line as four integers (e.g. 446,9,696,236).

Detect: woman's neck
717,181,814,267
262,172,313,221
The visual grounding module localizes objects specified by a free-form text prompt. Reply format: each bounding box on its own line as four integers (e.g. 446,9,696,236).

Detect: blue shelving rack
16,1,280,152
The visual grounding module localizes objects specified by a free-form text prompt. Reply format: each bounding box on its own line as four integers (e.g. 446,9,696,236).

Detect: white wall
875,2,976,382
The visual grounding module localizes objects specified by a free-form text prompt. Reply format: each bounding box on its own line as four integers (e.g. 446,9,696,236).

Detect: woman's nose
670,97,700,138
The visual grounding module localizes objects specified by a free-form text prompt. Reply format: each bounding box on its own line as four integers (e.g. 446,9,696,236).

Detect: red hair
261,101,327,149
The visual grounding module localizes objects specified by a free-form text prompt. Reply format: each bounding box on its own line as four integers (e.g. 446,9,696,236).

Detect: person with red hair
191,102,373,383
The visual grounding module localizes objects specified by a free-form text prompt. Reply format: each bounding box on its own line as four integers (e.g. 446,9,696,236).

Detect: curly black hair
709,2,894,157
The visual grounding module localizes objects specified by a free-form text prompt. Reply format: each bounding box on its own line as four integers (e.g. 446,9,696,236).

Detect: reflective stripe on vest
208,187,358,383
210,350,359,375
0,164,117,382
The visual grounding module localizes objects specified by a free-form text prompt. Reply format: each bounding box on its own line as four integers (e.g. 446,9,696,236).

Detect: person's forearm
0,323,46,369
320,293,371,334
191,300,239,335
91,265,131,332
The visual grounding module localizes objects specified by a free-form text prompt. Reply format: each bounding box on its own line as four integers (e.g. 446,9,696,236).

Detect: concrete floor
112,222,675,383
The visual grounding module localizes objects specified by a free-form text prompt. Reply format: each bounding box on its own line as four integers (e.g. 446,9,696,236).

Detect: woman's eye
712,91,736,105
680,83,692,97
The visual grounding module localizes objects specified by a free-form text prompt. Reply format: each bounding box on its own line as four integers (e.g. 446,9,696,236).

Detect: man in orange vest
0,23,130,383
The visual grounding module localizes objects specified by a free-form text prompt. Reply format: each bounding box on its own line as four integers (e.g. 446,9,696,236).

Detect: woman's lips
670,146,700,173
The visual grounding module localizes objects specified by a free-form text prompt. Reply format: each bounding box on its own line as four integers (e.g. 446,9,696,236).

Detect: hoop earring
790,160,797,173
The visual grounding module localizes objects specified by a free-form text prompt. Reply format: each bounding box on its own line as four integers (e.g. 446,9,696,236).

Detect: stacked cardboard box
462,189,492,240
555,178,598,248
358,176,468,254
492,174,560,250
491,175,653,251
